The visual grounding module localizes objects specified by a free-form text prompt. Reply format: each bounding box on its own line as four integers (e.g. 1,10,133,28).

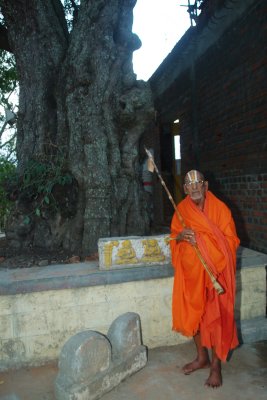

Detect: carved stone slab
98,234,171,270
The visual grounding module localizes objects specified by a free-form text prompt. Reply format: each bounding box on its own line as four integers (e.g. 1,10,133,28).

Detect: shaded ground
0,235,98,269
0,341,266,400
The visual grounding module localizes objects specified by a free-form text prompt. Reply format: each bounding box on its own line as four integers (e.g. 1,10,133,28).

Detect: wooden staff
144,147,224,295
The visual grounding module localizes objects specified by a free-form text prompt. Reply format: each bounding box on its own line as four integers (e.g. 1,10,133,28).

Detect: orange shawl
170,191,240,361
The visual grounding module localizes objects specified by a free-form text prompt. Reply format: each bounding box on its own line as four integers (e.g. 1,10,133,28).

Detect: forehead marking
186,170,198,182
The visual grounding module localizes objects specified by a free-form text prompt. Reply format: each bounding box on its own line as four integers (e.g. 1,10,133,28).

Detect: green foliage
17,154,73,222
0,49,18,163
0,129,16,162
0,50,17,97
0,156,16,230
0,152,74,228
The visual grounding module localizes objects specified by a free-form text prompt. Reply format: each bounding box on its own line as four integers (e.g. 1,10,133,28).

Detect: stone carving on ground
54,312,147,400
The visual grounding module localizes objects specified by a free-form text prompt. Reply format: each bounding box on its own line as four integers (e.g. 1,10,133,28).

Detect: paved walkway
0,340,266,400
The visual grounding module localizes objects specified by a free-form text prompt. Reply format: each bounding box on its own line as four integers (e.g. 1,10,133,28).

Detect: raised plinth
0,244,266,371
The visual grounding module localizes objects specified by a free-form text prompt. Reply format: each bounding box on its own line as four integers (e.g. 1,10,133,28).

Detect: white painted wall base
0,246,266,371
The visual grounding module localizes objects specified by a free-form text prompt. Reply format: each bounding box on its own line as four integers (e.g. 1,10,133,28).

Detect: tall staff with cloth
170,170,240,388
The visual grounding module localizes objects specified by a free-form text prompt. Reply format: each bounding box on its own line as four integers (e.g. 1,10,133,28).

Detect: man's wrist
176,233,182,242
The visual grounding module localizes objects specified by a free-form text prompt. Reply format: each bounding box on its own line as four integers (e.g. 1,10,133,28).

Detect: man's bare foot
182,358,211,375
205,364,222,388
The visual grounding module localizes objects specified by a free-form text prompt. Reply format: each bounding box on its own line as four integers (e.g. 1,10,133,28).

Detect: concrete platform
0,340,266,400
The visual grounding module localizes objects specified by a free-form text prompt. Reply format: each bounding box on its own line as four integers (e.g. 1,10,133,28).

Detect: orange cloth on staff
170,191,240,361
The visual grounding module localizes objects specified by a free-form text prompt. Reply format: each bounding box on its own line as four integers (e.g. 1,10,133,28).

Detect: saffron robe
170,191,240,361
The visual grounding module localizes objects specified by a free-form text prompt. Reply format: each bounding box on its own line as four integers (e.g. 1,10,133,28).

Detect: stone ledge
237,317,267,343
0,262,174,296
236,247,267,269
0,245,265,371
0,246,266,296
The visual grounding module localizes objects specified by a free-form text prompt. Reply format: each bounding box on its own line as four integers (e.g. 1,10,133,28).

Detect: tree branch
0,131,16,149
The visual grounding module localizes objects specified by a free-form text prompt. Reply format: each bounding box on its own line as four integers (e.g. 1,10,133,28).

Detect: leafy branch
1,150,74,227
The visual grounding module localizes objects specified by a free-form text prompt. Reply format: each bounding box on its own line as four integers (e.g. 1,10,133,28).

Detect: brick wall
178,0,267,253
211,173,267,253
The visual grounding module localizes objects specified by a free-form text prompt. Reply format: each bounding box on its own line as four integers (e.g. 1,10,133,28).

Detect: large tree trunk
1,0,154,255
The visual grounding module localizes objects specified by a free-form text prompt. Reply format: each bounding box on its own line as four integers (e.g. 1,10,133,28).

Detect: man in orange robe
170,170,240,388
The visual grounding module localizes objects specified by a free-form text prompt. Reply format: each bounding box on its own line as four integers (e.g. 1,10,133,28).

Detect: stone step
237,317,267,344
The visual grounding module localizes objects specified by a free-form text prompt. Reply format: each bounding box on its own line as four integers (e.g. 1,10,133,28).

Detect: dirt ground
0,235,98,269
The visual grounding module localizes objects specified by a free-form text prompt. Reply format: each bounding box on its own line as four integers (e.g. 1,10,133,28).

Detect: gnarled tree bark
0,0,154,255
